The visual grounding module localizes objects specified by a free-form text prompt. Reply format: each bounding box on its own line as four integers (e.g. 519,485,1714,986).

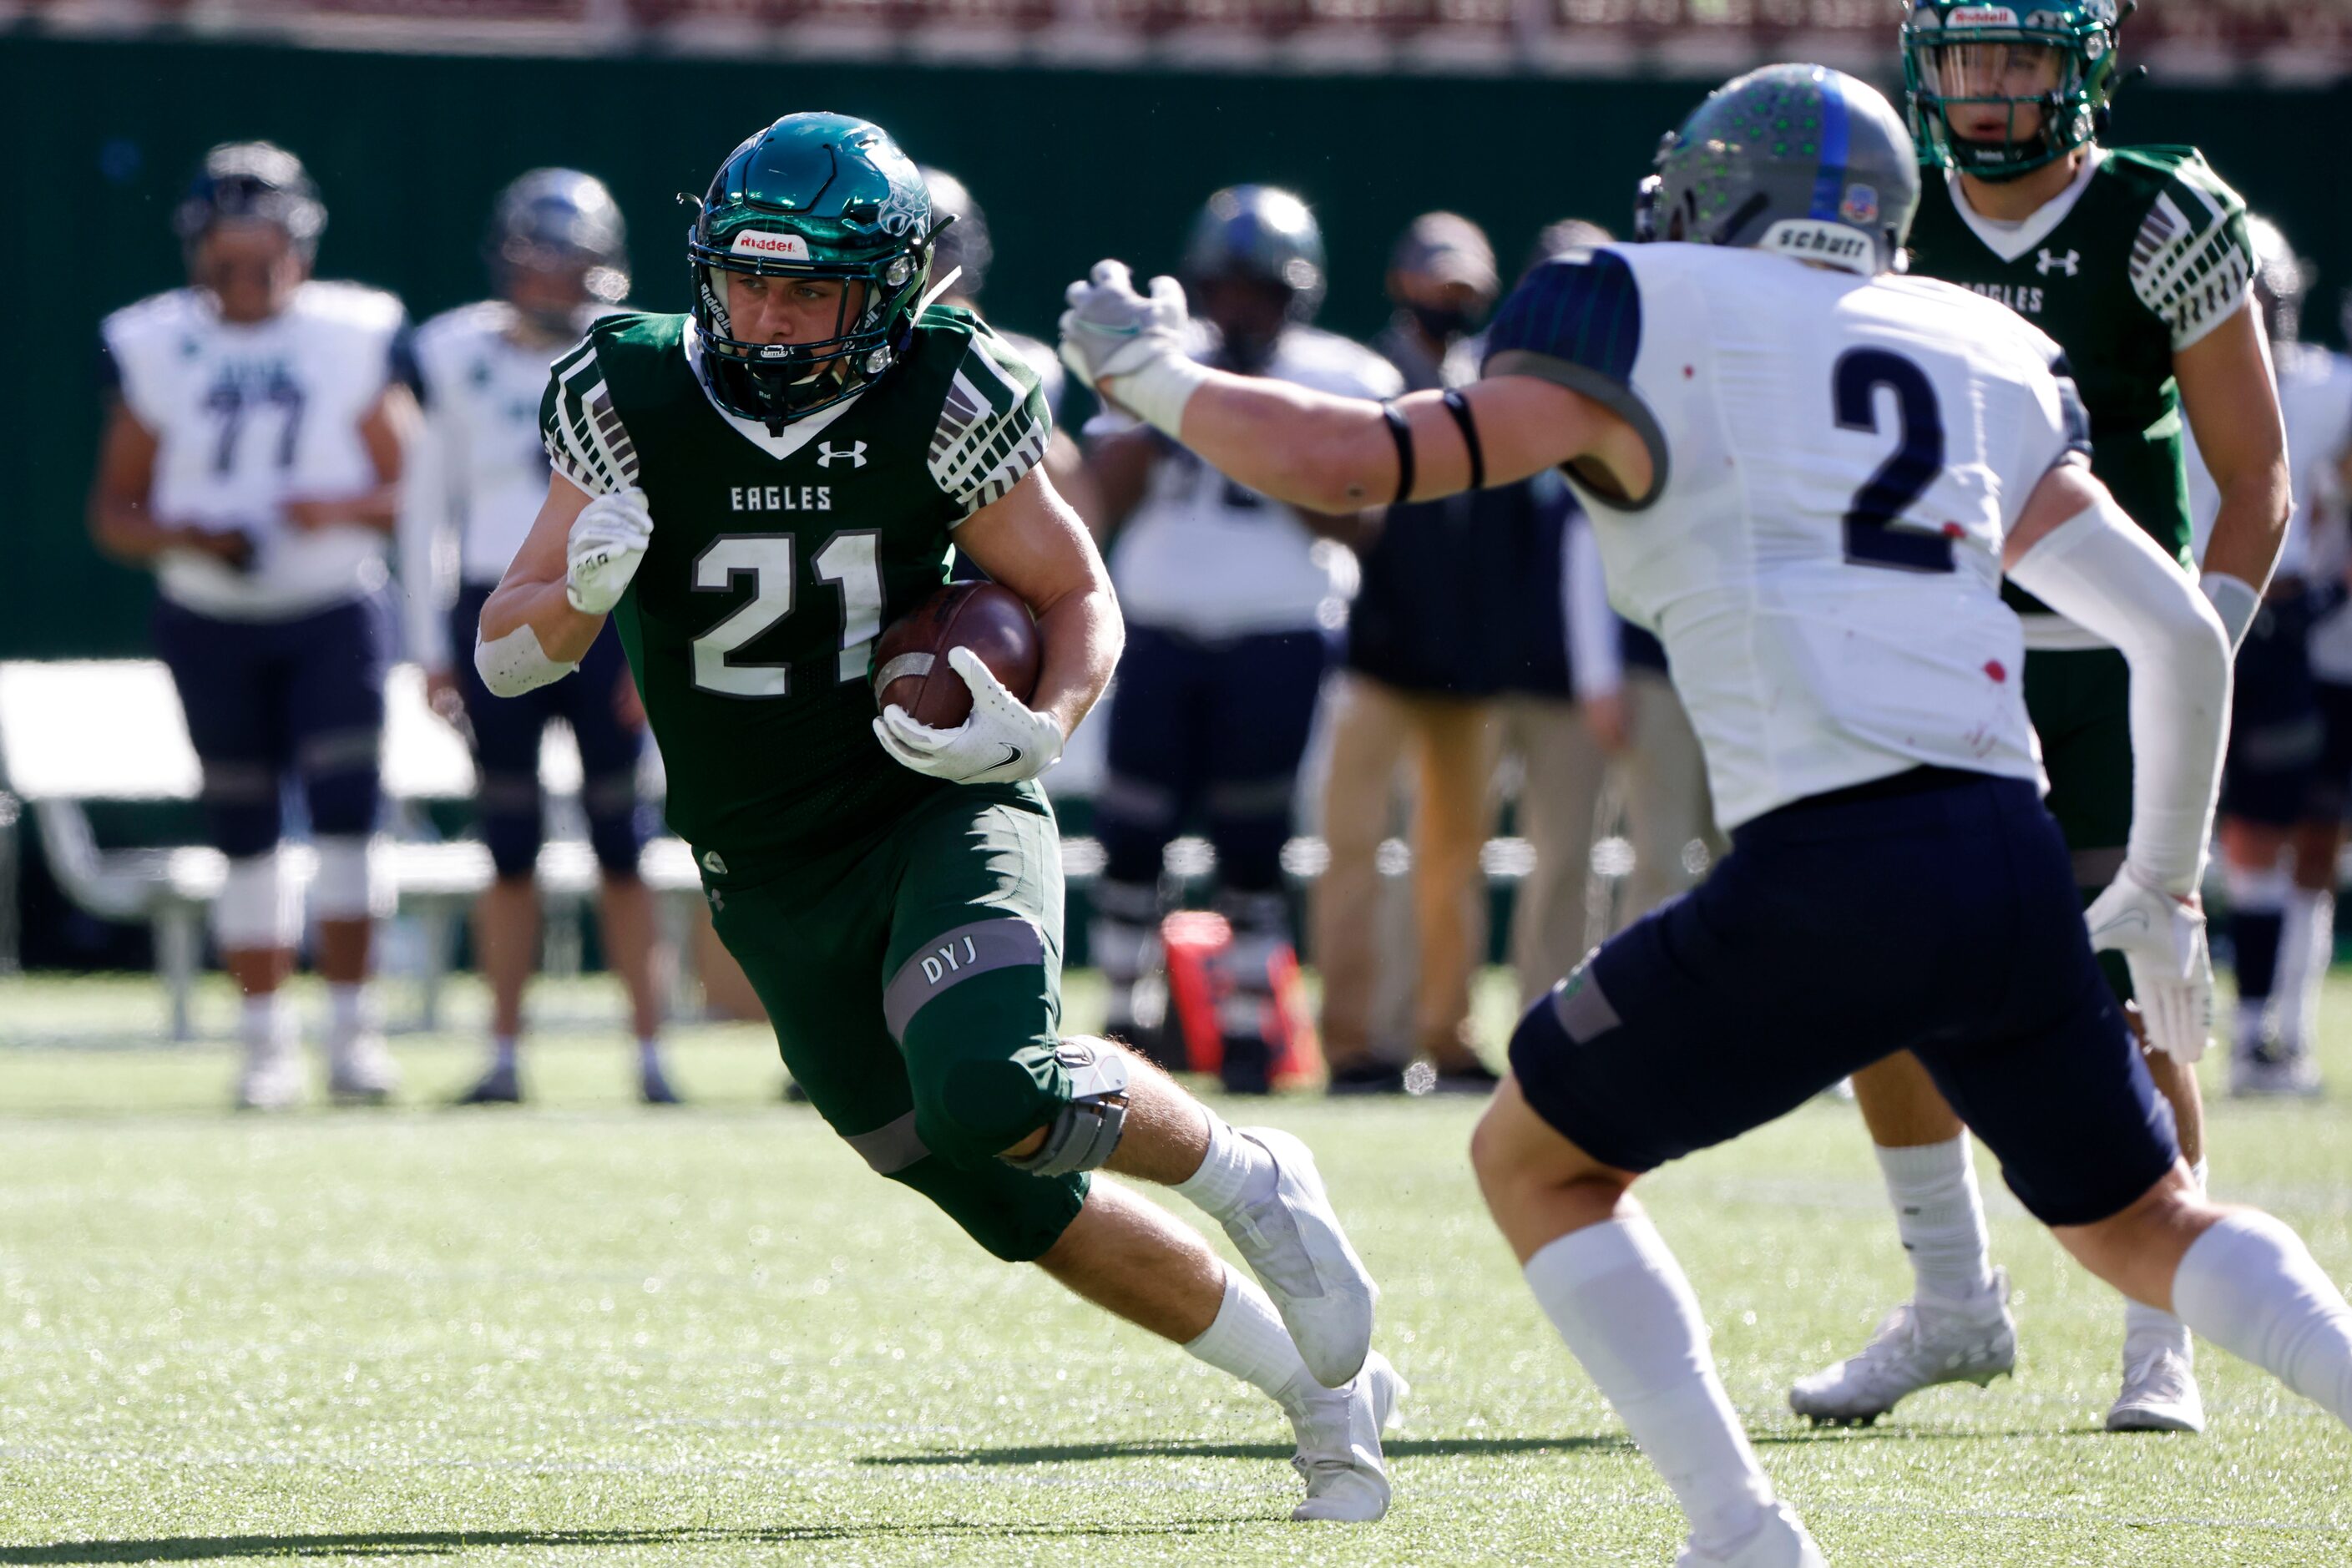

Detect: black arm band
1381,401,1414,507
1441,389,1486,492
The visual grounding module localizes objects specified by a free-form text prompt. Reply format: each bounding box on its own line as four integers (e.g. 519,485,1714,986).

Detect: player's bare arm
476,471,605,676
946,465,1122,744
1060,262,1646,512
85,399,251,569
2177,301,2293,623
285,382,420,535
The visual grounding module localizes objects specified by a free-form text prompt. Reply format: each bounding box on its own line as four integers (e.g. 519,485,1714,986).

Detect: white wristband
1104,353,1213,439
2198,571,2259,652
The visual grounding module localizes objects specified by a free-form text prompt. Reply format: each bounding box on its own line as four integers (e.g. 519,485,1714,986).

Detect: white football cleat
2107,1343,2205,1433
326,1033,400,1105
1789,1271,2015,1425
1287,1351,1405,1522
235,1040,306,1111
1674,1503,1826,1567
1221,1127,1379,1387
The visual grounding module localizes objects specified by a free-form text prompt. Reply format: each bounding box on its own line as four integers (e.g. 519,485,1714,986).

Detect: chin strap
915,266,964,315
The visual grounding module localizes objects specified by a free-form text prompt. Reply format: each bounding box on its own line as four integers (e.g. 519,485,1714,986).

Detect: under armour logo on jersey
817,440,868,469
2036,247,2081,277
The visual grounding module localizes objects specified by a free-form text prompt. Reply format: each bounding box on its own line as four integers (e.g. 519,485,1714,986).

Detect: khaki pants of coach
1315,675,1612,1067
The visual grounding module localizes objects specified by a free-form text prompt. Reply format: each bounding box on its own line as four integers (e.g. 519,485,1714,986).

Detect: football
871,581,1042,729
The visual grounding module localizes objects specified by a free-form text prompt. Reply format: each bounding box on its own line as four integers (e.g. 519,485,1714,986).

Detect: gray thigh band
844,1110,929,1176
883,918,1047,1041
1552,964,1622,1044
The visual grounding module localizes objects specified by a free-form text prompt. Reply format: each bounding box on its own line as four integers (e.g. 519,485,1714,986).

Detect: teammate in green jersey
1791,1,2292,1436
472,113,1402,1521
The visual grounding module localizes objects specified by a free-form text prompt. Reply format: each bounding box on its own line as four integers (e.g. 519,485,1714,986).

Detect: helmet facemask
1905,8,2110,182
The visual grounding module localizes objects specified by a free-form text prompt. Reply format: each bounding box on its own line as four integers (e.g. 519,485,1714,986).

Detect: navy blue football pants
1510,768,2179,1228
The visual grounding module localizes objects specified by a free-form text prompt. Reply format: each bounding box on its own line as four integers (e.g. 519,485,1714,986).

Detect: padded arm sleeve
2006,494,2231,893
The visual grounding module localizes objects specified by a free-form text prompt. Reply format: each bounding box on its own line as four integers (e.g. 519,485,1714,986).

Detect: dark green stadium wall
4,35,2345,659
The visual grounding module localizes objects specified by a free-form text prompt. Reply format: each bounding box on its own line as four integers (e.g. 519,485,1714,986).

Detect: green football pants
2022,645,2134,1002
708,779,1088,1262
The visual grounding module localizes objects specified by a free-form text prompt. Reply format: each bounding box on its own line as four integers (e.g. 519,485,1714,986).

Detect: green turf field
2,969,2349,1565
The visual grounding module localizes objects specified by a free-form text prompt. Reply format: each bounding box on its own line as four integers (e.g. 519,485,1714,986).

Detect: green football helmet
686,113,936,427
1902,0,2122,182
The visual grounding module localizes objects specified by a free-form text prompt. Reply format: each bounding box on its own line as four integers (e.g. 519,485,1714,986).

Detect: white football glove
565,488,655,615
1057,260,1208,435
872,645,1065,786
2086,865,2215,1063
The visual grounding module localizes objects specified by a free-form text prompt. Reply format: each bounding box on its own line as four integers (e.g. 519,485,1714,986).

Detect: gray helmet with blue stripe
1639,63,1920,276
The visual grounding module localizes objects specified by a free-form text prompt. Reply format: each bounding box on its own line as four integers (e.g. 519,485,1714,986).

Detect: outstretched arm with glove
2005,461,2235,1063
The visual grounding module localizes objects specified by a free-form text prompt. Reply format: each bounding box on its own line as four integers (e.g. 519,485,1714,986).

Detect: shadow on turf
860,1423,2102,1469
0,1520,1250,1563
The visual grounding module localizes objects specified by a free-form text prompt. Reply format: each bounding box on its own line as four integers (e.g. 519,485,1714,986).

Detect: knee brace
215,851,300,950
310,835,387,922
999,1040,1130,1177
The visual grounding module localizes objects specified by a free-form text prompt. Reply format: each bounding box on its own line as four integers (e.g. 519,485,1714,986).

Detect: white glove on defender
565,488,655,615
2086,865,2216,1063
1058,261,1210,436
873,646,1065,786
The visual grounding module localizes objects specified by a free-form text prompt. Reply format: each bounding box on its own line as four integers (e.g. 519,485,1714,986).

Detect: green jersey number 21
689,530,884,698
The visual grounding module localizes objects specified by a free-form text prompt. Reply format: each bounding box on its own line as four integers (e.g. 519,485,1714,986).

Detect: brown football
872,581,1042,729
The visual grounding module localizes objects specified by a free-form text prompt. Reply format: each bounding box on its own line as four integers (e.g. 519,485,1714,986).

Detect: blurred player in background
1065,65,2352,1565
2186,216,2352,1097
89,142,410,1110
402,169,679,1106
475,115,1398,1520
1080,186,1401,1090
1796,0,2291,1435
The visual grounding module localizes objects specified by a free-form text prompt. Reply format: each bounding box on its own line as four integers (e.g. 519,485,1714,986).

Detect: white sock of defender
2279,888,2334,1051
1173,1112,1279,1221
2171,1210,2352,1426
2123,1158,2206,1356
491,1034,520,1073
1877,1136,1998,1309
326,982,372,1048
241,993,289,1058
1523,1216,1776,1555
1185,1267,1318,1409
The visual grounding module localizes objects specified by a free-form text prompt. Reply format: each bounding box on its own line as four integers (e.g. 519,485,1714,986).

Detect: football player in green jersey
473,113,1401,1520
1791,0,2292,1435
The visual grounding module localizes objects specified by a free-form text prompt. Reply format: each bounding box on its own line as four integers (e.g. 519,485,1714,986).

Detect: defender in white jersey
2185,216,2352,1095
400,169,678,1107
1063,65,2352,1566
1078,185,1401,1090
89,142,410,1110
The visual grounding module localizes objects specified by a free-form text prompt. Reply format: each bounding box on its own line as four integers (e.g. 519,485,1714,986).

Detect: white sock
1523,1216,1776,1555
2171,1210,2352,1426
1172,1112,1278,1221
491,1035,520,1073
241,993,287,1057
638,1037,664,1073
1876,1137,1998,1308
326,983,371,1047
2123,1158,2205,1356
2281,888,2334,1051
1184,1268,1317,1410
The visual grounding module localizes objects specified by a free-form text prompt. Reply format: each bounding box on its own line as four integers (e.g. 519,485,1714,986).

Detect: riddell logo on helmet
1946,5,2021,23
731,230,809,260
